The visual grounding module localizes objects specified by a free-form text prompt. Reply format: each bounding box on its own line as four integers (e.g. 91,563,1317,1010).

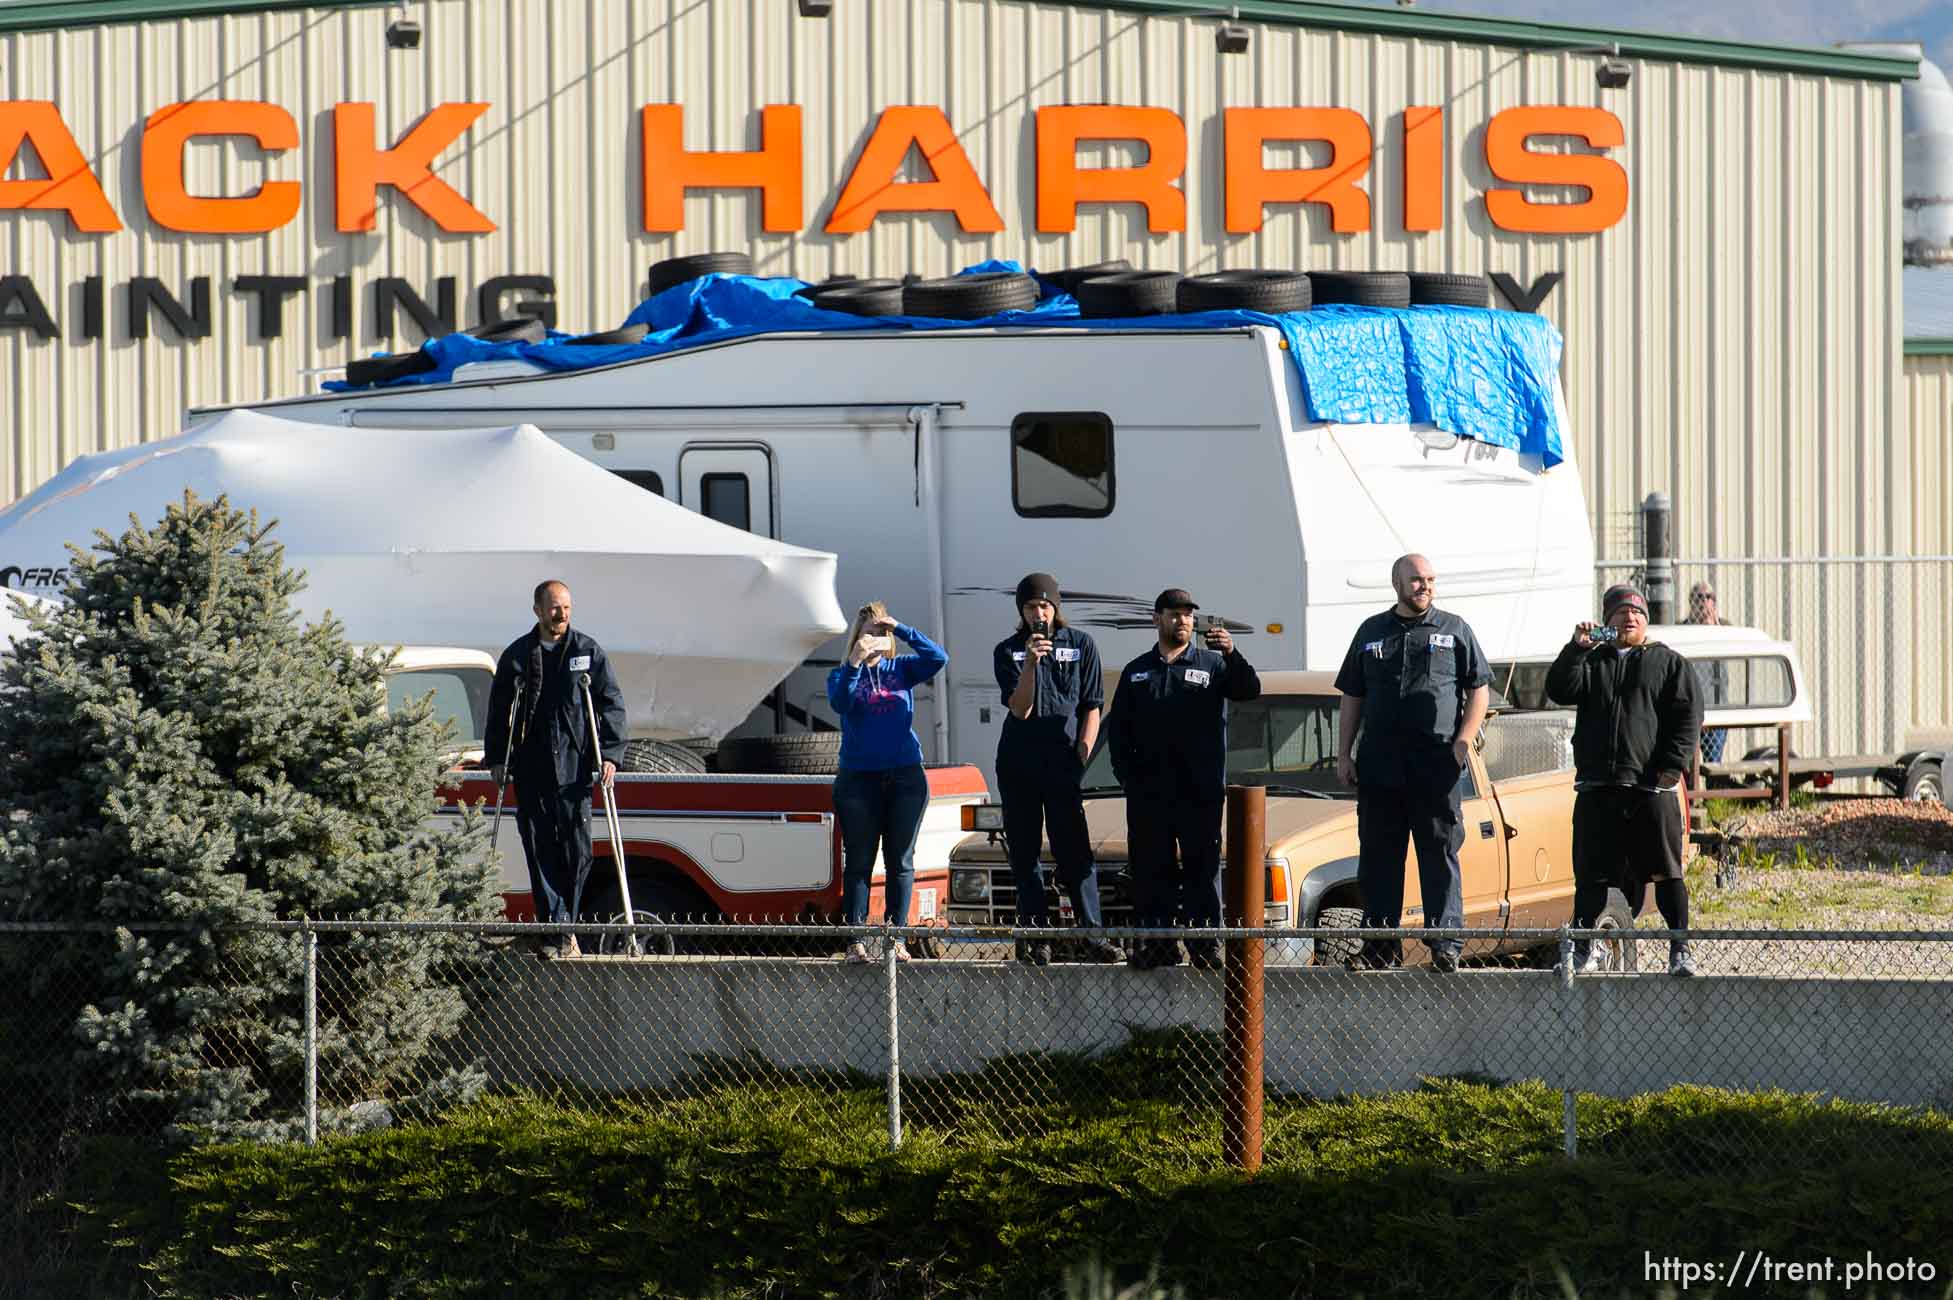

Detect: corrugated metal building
0,0,1939,757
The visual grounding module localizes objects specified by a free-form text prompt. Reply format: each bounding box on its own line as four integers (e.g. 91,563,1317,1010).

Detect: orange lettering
334,102,494,234
0,102,120,233
642,105,803,233
826,106,1002,235
1402,106,1444,233
142,101,301,234
1034,106,1186,234
1483,106,1627,234
1224,107,1371,234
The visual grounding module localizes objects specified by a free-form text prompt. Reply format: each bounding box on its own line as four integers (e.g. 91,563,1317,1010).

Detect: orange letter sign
334,102,495,233
642,105,803,233
0,102,120,232
1035,106,1186,233
142,101,301,234
1402,106,1444,233
826,106,1002,234
1224,108,1372,234
1483,106,1627,234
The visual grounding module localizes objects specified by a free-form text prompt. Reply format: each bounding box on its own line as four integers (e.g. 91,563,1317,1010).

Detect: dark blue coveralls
1333,606,1488,966
992,625,1106,927
485,627,628,926
1104,643,1260,962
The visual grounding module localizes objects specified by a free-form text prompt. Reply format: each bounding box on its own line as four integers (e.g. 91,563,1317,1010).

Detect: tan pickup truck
947,670,1634,969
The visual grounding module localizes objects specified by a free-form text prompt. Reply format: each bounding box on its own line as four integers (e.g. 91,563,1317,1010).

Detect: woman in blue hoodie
826,600,949,962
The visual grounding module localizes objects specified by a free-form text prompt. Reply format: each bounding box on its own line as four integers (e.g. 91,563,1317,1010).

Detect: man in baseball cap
1547,581,1704,976
1103,585,1260,970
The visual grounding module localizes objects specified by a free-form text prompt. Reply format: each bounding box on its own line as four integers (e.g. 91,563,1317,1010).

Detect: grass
1673,846,1953,929
20,1029,1953,1299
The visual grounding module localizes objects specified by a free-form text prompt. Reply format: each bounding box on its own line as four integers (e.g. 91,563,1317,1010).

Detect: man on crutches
485,580,629,958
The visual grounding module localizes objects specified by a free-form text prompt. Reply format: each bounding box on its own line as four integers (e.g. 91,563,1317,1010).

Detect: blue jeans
833,765,929,927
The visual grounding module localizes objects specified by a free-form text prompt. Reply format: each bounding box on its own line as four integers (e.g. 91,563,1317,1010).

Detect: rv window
1011,412,1114,518
612,469,665,497
700,472,752,531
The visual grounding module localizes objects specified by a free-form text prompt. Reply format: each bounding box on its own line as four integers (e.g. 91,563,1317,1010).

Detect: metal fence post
1642,491,1673,623
303,922,318,1146
1557,927,1576,1159
1222,784,1266,1174
884,931,903,1151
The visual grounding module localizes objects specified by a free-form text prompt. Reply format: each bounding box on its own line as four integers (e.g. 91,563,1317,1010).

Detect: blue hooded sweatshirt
824,623,949,771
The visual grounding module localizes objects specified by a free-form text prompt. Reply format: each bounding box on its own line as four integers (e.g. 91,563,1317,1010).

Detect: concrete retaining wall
462,961,1953,1108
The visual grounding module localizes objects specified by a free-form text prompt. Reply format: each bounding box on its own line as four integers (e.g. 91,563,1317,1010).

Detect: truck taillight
961,803,1005,832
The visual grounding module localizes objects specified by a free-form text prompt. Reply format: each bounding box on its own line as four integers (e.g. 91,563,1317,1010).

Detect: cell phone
1591,626,1620,643
863,634,894,654
1033,618,1051,638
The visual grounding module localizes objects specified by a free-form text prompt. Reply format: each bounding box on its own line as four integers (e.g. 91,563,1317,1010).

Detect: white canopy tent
0,411,847,740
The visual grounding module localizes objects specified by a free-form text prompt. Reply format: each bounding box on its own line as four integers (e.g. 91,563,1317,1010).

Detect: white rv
197,322,1595,788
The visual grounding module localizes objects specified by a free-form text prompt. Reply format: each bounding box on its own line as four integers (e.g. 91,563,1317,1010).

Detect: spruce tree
0,492,501,1141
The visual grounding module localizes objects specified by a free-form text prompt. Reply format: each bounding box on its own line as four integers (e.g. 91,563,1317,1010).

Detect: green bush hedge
34,1032,1953,1299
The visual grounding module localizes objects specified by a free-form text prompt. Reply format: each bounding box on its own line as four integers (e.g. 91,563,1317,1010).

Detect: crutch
578,671,639,957
488,678,525,847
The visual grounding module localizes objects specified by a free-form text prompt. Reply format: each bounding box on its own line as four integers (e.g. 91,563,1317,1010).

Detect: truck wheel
648,252,753,296
1903,757,1944,803
1315,905,1364,965
466,316,547,344
1408,272,1490,307
619,739,709,774
812,282,905,317
1589,889,1640,973
344,348,437,388
1177,269,1311,314
1308,271,1411,308
592,909,678,957
1075,271,1182,318
902,271,1040,319
563,323,649,347
717,732,843,774
1045,259,1133,294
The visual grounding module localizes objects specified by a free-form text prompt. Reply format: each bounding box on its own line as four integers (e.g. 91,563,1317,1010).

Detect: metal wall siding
0,0,1920,744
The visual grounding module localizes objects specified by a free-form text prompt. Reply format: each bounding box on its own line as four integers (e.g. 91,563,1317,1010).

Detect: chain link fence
1593,555,1953,773
9,919,1953,1178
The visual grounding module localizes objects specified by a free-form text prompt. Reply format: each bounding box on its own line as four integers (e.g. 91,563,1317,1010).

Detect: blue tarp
330,261,1567,468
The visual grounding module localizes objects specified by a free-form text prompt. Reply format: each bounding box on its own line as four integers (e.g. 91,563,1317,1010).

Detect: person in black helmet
1104,587,1261,970
485,579,628,957
992,572,1123,966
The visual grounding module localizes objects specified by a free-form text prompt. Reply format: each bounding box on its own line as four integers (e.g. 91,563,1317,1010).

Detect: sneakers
1082,938,1126,965
1014,939,1052,966
888,939,912,962
843,940,872,964
1429,947,1460,974
1668,940,1697,978
1187,945,1224,972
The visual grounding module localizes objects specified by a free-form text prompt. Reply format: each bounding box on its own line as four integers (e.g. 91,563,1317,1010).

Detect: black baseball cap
1153,587,1198,612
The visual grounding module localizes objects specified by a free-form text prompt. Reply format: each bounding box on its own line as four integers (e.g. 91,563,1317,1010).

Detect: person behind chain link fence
1333,554,1489,974
826,601,948,964
992,572,1124,967
1547,583,1705,977
1684,579,1731,763
485,580,627,959
1104,588,1261,971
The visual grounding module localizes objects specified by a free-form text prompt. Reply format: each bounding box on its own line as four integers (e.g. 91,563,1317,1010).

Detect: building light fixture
385,4,421,50
797,0,833,16
1561,41,1632,89
1203,6,1250,55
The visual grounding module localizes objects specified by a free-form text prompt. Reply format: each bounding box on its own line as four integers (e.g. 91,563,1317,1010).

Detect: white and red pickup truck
390,646,990,941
